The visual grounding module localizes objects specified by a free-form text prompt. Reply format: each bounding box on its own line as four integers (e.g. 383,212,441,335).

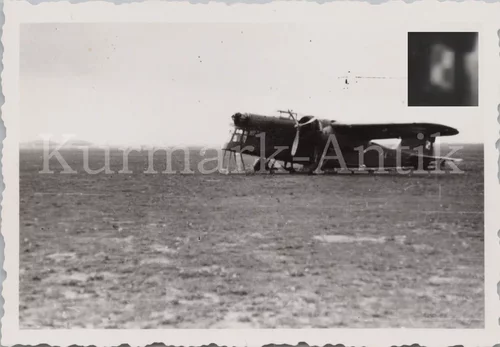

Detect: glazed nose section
222,129,235,150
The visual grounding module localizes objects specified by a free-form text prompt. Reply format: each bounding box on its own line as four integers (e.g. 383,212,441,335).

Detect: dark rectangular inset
408,32,478,107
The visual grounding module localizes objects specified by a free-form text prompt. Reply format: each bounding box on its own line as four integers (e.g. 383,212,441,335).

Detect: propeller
286,109,317,156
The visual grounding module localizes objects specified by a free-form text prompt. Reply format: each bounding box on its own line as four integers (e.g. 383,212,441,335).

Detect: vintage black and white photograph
17,22,485,329
2,1,499,346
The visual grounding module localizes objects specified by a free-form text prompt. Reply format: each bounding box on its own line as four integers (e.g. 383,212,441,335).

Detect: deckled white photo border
2,1,499,345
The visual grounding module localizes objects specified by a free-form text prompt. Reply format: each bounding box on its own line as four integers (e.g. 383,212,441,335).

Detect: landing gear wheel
439,160,447,170
253,158,267,173
284,161,296,174
307,145,323,175
268,160,278,174
253,158,277,174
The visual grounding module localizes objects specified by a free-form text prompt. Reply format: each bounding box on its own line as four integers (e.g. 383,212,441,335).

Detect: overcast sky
20,23,482,146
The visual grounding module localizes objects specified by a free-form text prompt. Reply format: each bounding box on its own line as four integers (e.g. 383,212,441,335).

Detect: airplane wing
331,122,459,140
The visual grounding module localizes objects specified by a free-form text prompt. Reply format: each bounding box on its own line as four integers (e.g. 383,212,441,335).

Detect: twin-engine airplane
222,110,462,174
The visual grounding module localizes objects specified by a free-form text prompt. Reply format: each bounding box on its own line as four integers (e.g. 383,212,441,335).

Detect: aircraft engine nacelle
289,115,324,156
297,116,320,131
232,112,294,131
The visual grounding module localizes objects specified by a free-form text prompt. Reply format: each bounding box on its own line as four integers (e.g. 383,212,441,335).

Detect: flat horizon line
19,142,485,149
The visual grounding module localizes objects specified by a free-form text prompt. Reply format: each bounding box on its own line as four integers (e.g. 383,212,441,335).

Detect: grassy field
19,144,484,328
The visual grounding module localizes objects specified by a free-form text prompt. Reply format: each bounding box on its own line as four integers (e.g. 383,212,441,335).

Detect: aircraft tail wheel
423,157,431,171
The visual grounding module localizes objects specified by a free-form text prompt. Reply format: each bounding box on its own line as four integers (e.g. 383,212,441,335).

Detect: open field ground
19,144,484,328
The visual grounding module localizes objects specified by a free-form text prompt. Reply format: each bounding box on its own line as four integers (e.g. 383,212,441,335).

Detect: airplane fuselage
223,112,456,172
